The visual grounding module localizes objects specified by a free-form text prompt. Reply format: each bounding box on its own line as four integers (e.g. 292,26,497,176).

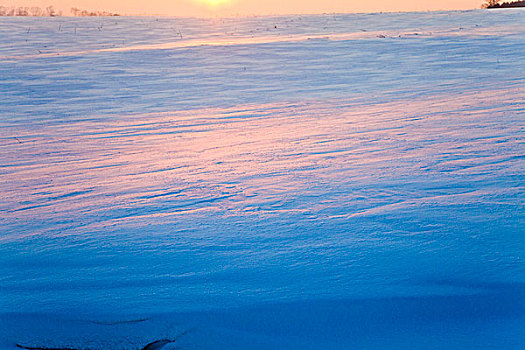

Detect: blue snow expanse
0,9,524,350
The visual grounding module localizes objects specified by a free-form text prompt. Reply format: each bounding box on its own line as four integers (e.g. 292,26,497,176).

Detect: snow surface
0,9,524,350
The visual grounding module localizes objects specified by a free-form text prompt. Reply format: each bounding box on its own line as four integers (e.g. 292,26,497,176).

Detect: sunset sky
3,0,485,16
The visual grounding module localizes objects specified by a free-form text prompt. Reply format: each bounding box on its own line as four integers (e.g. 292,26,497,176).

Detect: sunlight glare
195,0,232,8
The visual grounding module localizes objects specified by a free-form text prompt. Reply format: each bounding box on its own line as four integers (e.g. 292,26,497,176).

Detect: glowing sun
195,0,233,8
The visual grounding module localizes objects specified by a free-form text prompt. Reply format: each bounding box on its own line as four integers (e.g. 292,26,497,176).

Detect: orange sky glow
3,0,485,17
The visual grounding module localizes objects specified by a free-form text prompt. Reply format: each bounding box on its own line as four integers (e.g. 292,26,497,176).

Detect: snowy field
0,9,524,350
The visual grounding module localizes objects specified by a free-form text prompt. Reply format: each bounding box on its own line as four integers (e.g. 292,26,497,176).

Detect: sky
3,0,485,17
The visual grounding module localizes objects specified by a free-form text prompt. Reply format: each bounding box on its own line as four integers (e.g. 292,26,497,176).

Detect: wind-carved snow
0,9,524,350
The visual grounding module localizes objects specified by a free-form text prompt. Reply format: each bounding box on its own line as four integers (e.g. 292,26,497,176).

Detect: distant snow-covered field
0,9,524,350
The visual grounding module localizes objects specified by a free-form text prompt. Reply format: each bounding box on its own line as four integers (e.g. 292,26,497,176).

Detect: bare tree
45,5,56,16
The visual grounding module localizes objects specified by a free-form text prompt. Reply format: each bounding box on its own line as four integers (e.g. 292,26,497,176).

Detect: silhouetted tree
484,0,525,7
483,0,500,7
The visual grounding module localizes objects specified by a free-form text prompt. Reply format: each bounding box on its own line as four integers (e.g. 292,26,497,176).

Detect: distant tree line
0,6,61,16
483,0,525,7
70,7,120,16
0,6,120,16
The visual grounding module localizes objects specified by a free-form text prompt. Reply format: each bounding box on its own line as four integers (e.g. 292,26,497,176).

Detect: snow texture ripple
0,9,524,350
